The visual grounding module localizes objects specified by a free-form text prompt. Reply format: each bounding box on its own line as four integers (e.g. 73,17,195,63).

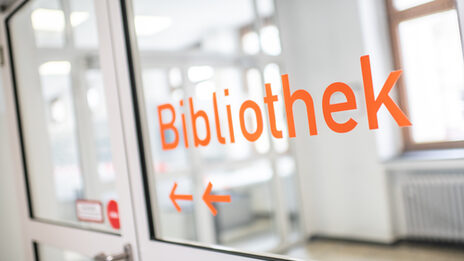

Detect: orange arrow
170,183,193,212
202,182,231,216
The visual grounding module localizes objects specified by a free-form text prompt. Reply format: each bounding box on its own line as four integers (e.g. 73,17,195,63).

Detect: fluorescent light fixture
70,12,89,27
134,16,172,36
188,66,214,83
31,8,65,32
39,61,71,76
86,87,99,111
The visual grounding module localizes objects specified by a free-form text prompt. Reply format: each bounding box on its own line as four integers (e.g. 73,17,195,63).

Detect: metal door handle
94,244,133,261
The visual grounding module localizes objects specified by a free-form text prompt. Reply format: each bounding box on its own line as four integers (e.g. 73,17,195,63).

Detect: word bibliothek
158,55,411,150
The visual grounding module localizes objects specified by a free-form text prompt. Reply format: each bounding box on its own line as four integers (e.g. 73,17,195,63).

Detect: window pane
9,0,119,233
242,31,260,55
393,0,434,11
399,10,464,143
260,25,282,56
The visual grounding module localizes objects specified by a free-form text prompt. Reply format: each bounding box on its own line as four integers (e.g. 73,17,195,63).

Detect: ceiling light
70,12,89,27
39,61,71,76
31,8,65,32
188,66,214,83
134,16,172,36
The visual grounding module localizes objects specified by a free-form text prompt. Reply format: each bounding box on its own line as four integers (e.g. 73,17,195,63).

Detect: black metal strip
4,0,34,218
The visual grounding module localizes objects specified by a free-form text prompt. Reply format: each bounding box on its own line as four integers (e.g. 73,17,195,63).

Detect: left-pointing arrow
170,182,193,212
202,182,231,216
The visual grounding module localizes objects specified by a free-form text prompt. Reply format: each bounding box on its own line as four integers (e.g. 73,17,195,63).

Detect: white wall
276,0,399,243
0,71,25,260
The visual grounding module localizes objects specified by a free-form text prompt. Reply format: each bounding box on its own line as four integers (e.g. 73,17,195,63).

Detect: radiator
398,172,464,242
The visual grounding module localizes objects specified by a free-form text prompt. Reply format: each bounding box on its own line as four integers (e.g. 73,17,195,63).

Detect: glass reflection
9,0,118,232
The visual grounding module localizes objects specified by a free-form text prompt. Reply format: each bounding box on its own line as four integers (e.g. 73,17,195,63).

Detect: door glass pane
8,0,119,233
130,0,302,254
36,243,92,261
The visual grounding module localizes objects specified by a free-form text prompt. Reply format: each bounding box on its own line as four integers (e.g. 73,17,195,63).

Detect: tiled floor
285,239,464,261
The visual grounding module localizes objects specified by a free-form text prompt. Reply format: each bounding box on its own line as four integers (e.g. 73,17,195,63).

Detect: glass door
4,0,302,259
108,0,303,260
2,0,139,259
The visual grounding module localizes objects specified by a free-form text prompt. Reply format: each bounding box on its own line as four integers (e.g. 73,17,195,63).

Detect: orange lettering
225,89,235,143
361,55,411,129
189,97,211,147
213,92,226,144
264,83,283,138
180,100,189,148
322,82,358,133
239,100,264,142
282,74,317,137
158,104,179,150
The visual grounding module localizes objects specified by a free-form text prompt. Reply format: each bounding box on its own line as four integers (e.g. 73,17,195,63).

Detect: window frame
386,0,464,151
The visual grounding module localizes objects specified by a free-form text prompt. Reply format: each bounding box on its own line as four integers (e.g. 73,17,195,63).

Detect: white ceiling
133,0,255,51
7,0,263,51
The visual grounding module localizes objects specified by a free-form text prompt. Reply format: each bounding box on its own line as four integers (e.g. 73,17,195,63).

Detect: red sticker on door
107,200,120,230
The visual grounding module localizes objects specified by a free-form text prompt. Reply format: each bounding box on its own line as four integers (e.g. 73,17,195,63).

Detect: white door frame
0,0,139,259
